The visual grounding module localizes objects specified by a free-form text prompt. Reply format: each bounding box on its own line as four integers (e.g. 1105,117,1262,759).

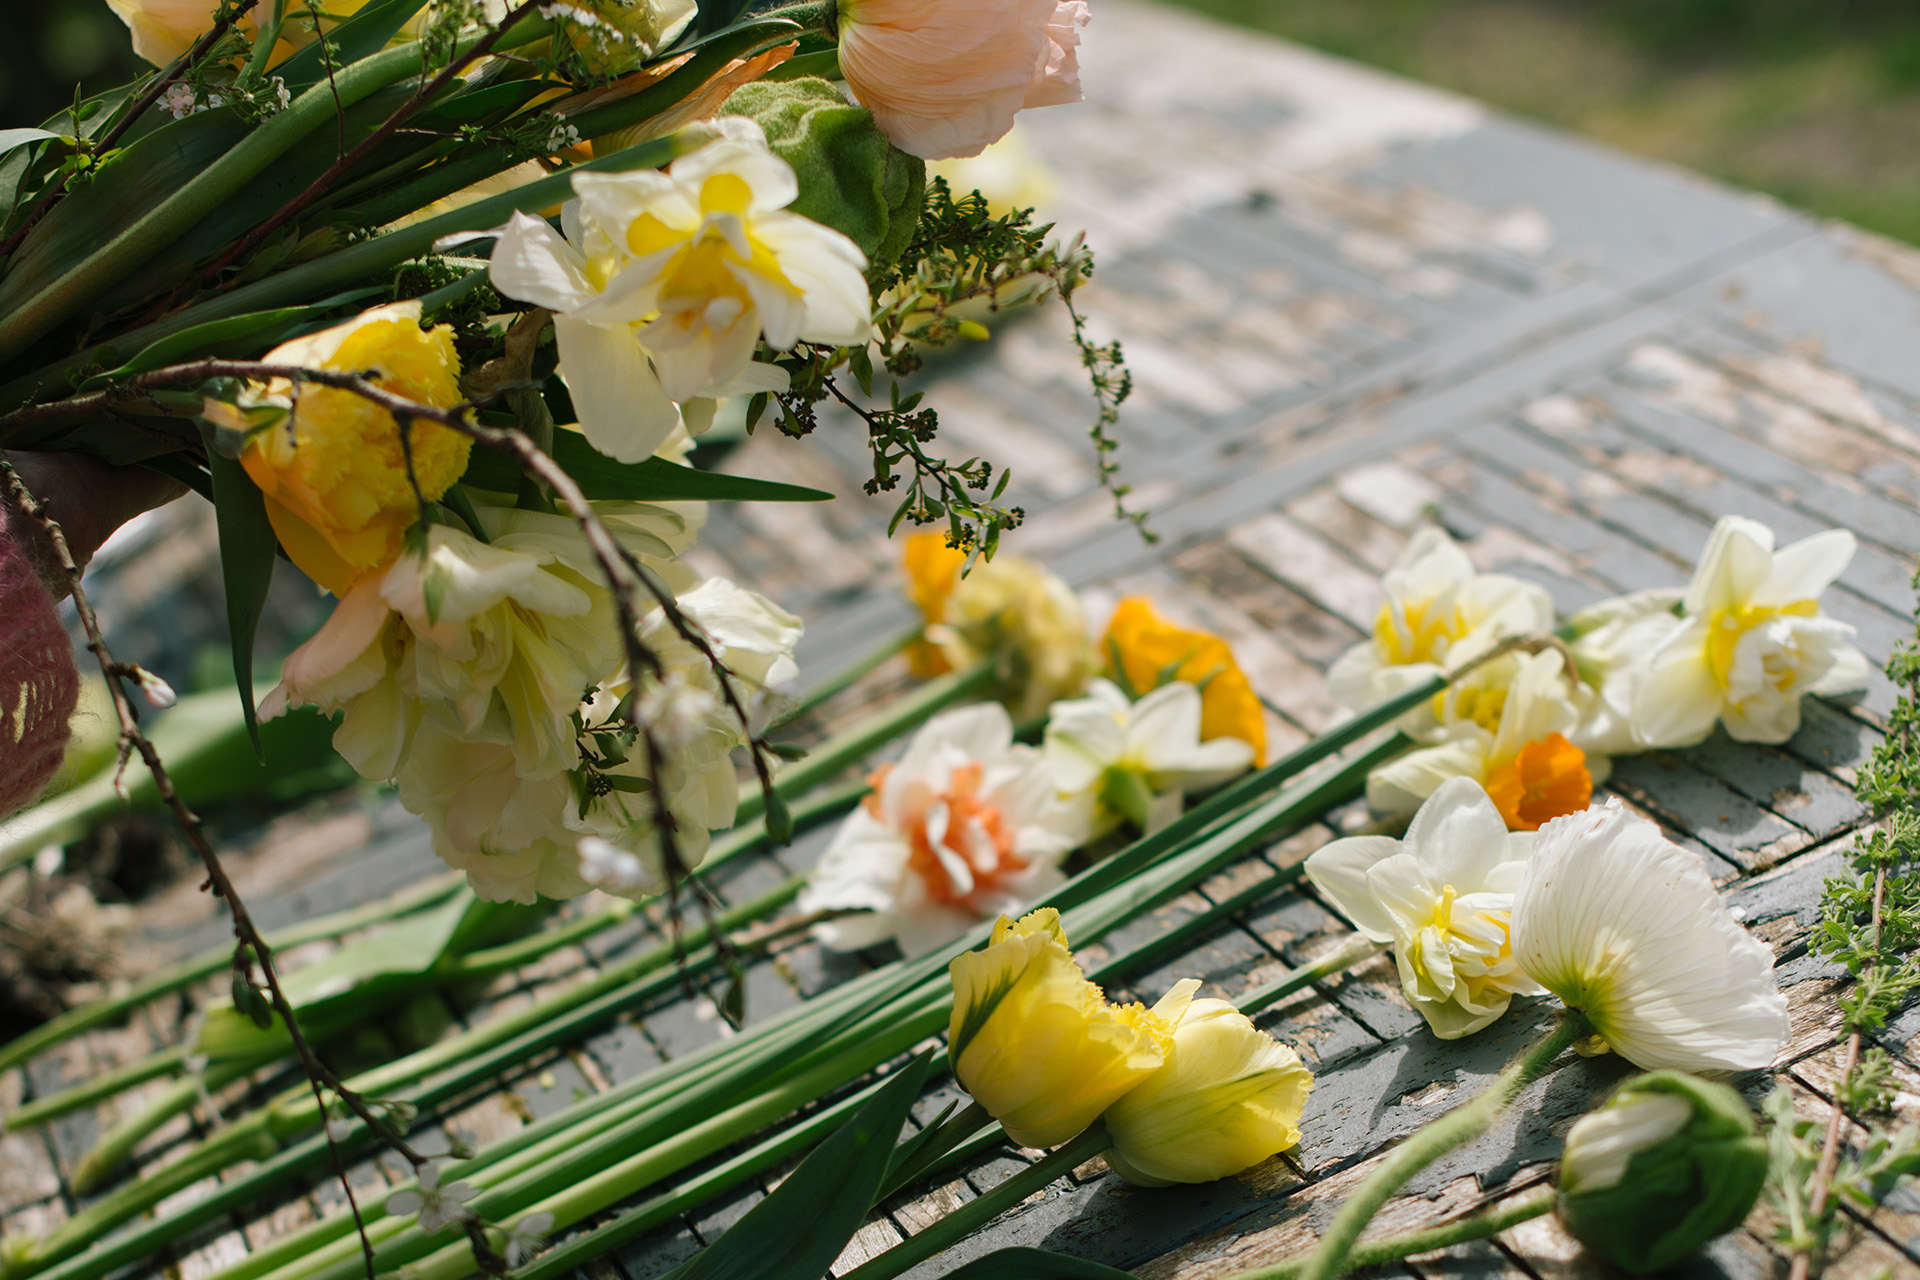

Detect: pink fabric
0,503,78,818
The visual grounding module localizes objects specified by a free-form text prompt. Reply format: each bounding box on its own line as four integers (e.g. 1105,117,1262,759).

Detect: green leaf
938,1248,1138,1280
666,1053,935,1280
276,0,432,90
0,129,58,159
207,449,277,760
460,429,832,503
85,288,386,385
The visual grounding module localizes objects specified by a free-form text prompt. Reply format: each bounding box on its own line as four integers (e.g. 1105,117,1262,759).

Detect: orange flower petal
1101,598,1267,766
1484,733,1592,831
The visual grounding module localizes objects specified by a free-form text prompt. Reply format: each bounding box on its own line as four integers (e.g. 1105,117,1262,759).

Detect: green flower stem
738,661,994,825
1234,1186,1557,1280
840,1127,1115,1280
0,18,551,366
6,1047,185,1130
0,872,463,1076
1237,933,1386,1017
67,1057,265,1194
776,625,921,728
1297,1010,1592,1280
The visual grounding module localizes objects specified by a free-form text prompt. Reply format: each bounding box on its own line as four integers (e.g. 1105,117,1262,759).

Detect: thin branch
182,0,548,293
0,0,263,261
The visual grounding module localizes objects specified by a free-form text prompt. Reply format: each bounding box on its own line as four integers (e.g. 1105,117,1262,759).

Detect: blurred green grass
1160,0,1920,245
0,0,146,127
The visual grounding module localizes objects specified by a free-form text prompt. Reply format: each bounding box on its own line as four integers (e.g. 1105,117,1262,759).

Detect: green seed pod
722,78,926,271
1557,1070,1769,1274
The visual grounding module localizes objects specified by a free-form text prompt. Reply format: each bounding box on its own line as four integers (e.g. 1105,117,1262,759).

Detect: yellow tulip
948,908,1170,1148
206,302,470,595
1104,980,1314,1186
1101,598,1267,766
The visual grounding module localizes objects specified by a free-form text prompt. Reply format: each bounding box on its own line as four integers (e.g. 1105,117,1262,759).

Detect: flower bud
948,908,1169,1148
1104,981,1313,1186
1557,1071,1768,1274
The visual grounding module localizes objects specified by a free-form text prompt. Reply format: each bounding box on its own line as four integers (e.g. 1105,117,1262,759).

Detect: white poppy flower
384,1163,478,1236
1305,777,1543,1039
1367,650,1604,832
1329,527,1556,720
487,119,871,462
1631,516,1870,747
799,703,1092,957
1043,679,1254,833
1511,798,1789,1071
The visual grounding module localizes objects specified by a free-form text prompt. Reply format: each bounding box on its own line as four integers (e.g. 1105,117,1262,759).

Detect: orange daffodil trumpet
204,302,470,597
836,0,1090,160
946,910,1312,1182
487,119,871,462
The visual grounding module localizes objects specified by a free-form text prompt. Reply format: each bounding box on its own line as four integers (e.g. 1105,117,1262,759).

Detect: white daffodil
799,703,1091,957
1561,589,1686,756
1043,679,1254,833
395,577,801,905
1367,650,1603,832
384,1163,478,1236
1632,516,1870,747
487,118,871,462
1329,527,1555,718
1305,777,1543,1039
1511,798,1790,1071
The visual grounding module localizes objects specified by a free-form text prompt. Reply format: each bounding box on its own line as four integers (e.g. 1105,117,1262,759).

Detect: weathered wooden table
5,3,1918,1277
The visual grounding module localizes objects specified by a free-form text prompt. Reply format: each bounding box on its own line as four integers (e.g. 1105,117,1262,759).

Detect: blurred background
4,0,1919,242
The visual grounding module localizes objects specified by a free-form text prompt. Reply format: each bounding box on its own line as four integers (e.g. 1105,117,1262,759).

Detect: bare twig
0,0,263,261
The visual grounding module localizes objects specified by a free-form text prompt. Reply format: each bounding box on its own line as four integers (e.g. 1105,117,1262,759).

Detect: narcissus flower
1306,777,1542,1039
1101,597,1267,766
553,0,696,75
1632,516,1869,746
1557,1072,1769,1274
837,0,1089,160
1104,979,1313,1186
901,532,968,677
947,908,1170,1148
1367,650,1599,831
799,703,1089,956
1512,799,1790,1071
1043,679,1253,833
204,302,468,596
1329,527,1554,719
925,553,1094,720
1561,589,1686,756
488,120,870,462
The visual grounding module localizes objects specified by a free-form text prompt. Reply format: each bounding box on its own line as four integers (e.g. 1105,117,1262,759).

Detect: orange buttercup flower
1101,598,1267,766
1483,733,1592,831
901,532,968,676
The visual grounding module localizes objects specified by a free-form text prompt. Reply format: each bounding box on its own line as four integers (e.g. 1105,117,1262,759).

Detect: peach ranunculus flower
1101,597,1267,767
203,302,469,596
836,0,1090,160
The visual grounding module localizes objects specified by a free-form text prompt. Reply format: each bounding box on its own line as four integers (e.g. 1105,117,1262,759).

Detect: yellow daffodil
948,908,1170,1148
1306,777,1542,1039
1512,799,1789,1071
901,531,969,677
1104,979,1314,1186
1101,597,1267,766
205,302,469,596
1633,516,1869,746
912,549,1093,720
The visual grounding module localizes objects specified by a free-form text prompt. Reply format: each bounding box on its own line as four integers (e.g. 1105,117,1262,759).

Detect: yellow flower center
621,174,798,325
1704,599,1819,690
1374,597,1468,667
1484,733,1592,831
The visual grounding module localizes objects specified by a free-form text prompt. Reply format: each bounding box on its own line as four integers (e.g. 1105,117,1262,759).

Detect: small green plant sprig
763,177,1144,559
1771,559,1920,1278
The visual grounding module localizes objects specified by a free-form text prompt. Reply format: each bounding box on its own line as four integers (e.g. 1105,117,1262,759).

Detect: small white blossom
132,666,177,709
384,1162,478,1235
546,122,582,152
504,1212,555,1268
161,83,200,119
636,668,721,753
575,836,653,896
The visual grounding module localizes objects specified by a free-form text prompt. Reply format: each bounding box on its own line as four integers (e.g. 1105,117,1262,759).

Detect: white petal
1405,776,1518,890
554,316,680,463
487,213,594,312
1761,528,1855,604
1303,835,1406,942
1629,617,1723,749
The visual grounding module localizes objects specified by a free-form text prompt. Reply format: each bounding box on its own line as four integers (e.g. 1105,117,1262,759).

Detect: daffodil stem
1297,1010,1591,1280
840,1126,1114,1280
1235,1185,1558,1280
1237,933,1386,1018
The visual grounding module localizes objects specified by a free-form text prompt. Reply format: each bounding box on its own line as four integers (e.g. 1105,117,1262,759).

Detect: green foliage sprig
1771,558,1920,1275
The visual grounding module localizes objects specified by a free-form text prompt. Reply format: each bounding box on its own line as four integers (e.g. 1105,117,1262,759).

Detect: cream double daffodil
487,120,871,462
1632,515,1869,746
1043,679,1254,834
1306,777,1543,1039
